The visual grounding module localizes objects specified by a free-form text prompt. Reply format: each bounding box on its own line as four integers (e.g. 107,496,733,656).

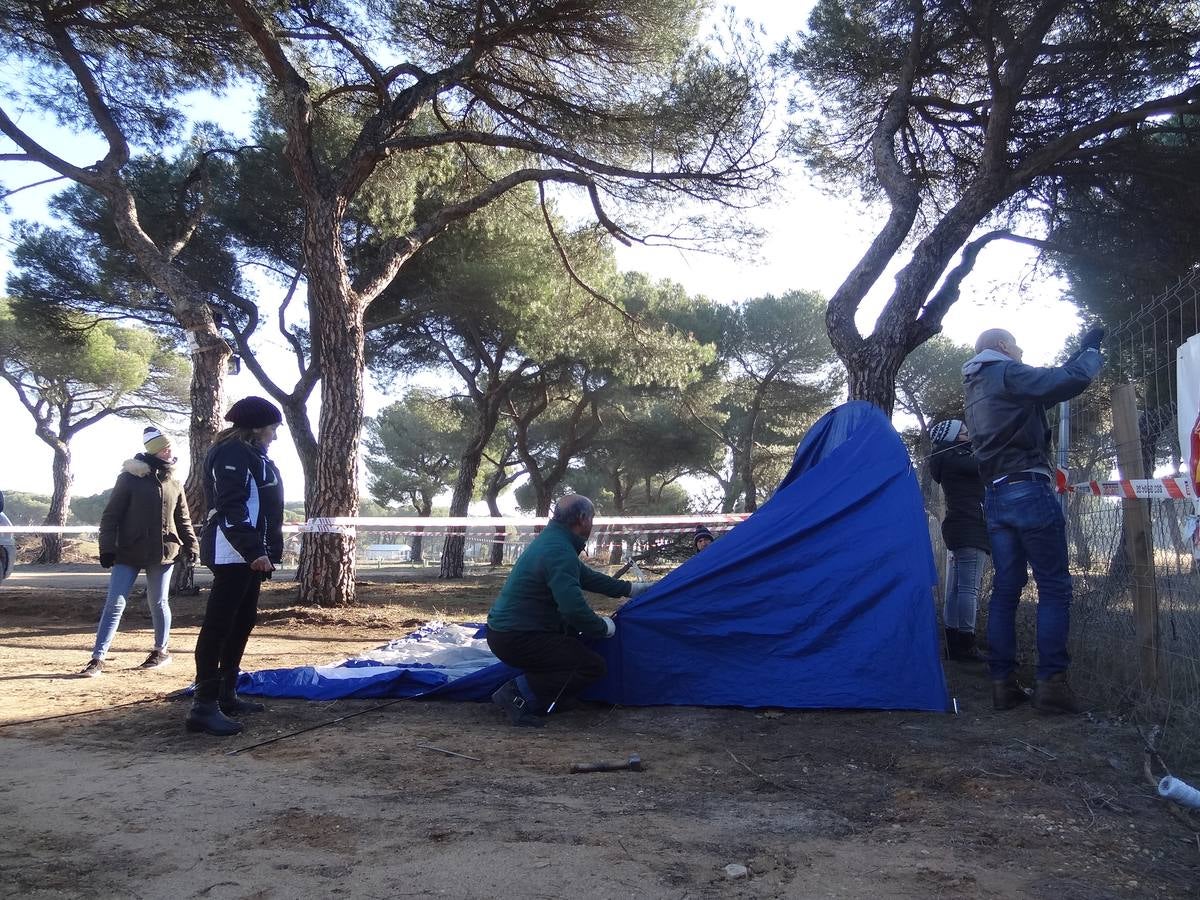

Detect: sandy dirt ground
1,567,1198,899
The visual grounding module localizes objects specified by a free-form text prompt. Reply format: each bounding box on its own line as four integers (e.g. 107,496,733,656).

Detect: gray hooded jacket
961,348,1101,482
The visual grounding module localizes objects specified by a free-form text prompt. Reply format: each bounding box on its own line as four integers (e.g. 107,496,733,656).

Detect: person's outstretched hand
1080,326,1106,352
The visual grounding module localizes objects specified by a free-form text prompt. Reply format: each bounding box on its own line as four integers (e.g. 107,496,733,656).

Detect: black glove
1079,326,1105,352
99,552,116,569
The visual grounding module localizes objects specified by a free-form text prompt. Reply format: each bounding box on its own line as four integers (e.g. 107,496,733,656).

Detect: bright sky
0,0,1080,505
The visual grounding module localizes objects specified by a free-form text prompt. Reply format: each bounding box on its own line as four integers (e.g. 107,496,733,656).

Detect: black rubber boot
951,630,987,663
218,674,266,716
992,675,1031,711
1033,672,1081,715
491,679,545,728
186,700,244,736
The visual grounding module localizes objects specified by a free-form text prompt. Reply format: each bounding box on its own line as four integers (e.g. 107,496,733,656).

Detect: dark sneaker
491,679,545,728
79,658,104,677
992,675,1031,710
1033,672,1081,715
139,649,172,669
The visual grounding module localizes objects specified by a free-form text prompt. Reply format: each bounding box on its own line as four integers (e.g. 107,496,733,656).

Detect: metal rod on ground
417,744,481,761
0,694,170,729
225,696,413,755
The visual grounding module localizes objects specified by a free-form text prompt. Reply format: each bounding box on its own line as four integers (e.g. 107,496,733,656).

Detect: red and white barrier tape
1055,468,1194,500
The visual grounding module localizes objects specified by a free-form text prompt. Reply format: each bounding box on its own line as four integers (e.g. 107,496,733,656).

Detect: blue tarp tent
587,401,947,711
241,402,947,712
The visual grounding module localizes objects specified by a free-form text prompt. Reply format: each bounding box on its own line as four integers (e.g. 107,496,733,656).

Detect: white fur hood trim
122,458,152,478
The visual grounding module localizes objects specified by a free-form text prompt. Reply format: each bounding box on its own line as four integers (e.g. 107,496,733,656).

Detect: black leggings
486,629,606,708
194,564,262,701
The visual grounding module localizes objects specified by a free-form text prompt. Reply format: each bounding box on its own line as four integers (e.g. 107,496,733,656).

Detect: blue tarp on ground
241,402,947,711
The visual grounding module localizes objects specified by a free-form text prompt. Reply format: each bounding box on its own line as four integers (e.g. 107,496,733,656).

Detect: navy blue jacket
199,438,284,567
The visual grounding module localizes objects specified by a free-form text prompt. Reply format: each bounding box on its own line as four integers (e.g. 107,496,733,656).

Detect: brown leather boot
992,675,1030,710
1033,672,1081,715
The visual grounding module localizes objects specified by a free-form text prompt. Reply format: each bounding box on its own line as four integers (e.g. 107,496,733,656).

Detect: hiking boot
79,658,103,677
218,675,266,716
949,630,987,663
185,700,244,736
491,679,545,728
1033,672,1081,715
139,649,172,669
992,675,1030,710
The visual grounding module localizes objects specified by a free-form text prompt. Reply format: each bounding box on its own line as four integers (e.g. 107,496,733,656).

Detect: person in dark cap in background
80,426,196,676
693,525,714,553
486,494,653,727
187,396,284,736
929,418,988,663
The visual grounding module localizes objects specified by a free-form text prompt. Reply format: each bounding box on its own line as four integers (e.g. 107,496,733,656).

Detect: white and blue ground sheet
238,621,515,701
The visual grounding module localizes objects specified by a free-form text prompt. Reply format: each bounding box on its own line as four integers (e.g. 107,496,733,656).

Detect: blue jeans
984,480,1072,681
944,545,986,632
91,562,174,659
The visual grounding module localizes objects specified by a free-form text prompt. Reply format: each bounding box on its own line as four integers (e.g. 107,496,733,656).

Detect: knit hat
225,396,283,429
930,419,964,444
693,525,715,550
143,426,170,455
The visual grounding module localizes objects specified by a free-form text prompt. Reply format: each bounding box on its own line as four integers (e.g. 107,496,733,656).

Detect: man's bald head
975,328,1023,362
552,494,595,538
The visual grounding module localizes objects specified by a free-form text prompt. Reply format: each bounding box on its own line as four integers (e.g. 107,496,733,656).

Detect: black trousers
486,629,606,708
194,564,262,701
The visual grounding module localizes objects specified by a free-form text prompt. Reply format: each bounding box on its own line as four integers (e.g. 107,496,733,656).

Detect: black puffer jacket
929,441,989,552
98,455,197,567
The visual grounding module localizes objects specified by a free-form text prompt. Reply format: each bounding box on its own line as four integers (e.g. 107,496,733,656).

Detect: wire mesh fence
1058,269,1200,762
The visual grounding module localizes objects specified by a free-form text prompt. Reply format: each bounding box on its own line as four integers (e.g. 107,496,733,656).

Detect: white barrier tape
1056,468,1194,500
283,524,740,538
0,514,749,535
0,525,100,533
303,514,749,529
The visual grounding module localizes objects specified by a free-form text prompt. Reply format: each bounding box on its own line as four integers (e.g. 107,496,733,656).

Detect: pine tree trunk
845,342,903,416
39,443,72,565
440,446,484,578
172,346,227,594
297,234,363,606
281,397,319,585
411,496,432,563
486,491,505,567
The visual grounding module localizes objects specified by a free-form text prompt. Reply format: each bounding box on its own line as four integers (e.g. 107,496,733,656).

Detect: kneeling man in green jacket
487,494,652,727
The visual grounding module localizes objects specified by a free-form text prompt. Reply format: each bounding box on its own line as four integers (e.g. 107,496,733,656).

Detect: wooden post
1111,383,1160,693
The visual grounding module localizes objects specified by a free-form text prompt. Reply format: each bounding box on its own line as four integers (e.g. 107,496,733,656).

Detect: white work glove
627,580,653,598
600,615,616,638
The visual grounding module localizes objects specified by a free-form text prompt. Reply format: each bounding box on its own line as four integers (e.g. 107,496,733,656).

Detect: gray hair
551,494,594,527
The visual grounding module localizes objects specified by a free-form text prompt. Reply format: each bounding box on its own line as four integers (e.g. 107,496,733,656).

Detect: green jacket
487,521,631,638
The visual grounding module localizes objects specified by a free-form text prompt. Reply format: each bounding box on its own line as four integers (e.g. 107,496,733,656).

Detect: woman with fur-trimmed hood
79,427,196,677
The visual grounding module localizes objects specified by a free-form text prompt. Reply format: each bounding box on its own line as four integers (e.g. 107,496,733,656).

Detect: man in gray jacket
962,326,1103,714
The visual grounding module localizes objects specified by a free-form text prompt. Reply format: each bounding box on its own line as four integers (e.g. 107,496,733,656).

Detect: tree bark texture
486,490,505,567
440,444,485,578
297,205,363,606
39,442,72,565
